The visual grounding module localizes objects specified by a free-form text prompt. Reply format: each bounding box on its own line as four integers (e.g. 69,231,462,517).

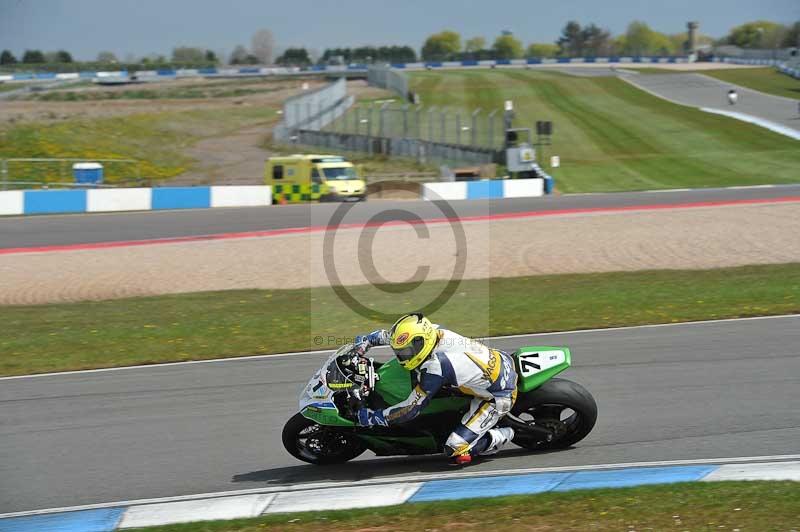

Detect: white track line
2,313,798,381
700,107,800,140
3,454,799,519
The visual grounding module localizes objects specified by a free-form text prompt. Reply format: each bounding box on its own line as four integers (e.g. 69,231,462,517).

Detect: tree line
418,19,798,61
2,19,797,71
321,46,417,64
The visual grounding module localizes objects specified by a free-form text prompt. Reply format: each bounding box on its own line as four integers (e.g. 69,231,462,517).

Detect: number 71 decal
517,350,567,377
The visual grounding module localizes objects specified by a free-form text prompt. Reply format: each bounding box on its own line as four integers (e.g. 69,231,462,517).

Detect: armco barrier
0,186,272,216
3,56,690,83
422,178,545,201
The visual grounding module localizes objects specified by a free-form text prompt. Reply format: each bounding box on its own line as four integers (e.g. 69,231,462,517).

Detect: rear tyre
511,378,598,450
282,413,366,465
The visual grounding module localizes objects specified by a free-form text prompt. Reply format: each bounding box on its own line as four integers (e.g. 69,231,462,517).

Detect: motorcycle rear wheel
282,413,367,465
511,378,597,450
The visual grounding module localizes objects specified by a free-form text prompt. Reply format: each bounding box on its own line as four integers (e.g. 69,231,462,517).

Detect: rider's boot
445,442,474,466
476,427,515,456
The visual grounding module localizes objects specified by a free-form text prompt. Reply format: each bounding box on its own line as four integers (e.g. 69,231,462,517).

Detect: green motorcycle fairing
301,358,468,428
513,346,572,392
301,346,571,452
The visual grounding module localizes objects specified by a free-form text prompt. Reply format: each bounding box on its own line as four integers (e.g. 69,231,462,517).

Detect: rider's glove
353,336,369,356
357,408,387,427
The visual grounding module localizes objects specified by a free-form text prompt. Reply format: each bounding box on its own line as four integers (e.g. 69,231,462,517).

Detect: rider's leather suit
356,325,517,457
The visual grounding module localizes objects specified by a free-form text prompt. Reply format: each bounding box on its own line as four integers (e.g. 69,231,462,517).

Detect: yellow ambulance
265,154,367,203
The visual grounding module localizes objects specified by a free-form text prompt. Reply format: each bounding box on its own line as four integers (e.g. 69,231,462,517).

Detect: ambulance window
311,168,323,184
272,165,283,180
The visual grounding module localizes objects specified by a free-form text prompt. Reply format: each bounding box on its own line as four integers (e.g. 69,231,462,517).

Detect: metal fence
273,71,504,166
273,78,354,142
293,130,500,166
367,65,409,99
326,103,503,149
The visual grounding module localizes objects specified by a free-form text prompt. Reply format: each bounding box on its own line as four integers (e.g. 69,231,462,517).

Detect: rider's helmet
389,313,438,370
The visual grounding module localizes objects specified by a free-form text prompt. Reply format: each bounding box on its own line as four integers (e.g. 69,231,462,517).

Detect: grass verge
0,82,31,93
1,263,799,376
132,481,800,531
0,106,279,183
21,79,289,101
407,69,800,193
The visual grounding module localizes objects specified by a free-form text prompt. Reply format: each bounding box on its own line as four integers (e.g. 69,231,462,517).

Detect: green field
0,82,31,93
0,106,280,183
5,69,798,187
133,481,800,531
2,263,799,376
20,79,287,102
408,69,800,193
700,67,800,100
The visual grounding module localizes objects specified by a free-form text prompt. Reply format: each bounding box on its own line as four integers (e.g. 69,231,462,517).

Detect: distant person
727,89,738,106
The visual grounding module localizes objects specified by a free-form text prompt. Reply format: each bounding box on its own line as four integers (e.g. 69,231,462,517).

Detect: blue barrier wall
2,186,274,217
151,187,211,210
24,190,87,214
466,180,504,200
8,56,691,81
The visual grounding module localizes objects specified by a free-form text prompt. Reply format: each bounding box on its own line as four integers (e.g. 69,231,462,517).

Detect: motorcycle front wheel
511,378,598,451
282,413,367,465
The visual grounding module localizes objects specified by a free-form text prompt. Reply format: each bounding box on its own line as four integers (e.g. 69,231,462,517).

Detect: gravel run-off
2,202,799,305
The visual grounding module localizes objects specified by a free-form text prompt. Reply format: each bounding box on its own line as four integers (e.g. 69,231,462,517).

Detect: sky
1,0,798,61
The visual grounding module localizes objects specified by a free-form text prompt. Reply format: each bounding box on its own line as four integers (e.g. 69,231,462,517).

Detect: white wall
86,188,152,212
0,191,24,216
210,186,272,207
421,182,467,201
503,178,544,198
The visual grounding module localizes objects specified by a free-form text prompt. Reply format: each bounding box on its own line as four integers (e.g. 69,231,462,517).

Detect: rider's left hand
357,408,387,427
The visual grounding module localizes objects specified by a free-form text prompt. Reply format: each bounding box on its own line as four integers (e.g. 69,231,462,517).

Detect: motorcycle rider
354,313,516,465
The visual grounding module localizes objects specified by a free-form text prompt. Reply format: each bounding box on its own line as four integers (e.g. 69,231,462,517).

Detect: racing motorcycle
282,344,597,464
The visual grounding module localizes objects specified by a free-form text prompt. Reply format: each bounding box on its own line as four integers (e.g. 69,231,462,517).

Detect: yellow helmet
389,313,438,370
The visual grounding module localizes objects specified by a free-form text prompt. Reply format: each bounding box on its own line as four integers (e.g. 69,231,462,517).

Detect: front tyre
511,378,598,450
282,413,366,465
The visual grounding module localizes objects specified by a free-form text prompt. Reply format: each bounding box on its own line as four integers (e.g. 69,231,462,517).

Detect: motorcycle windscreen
298,353,355,427
325,357,357,390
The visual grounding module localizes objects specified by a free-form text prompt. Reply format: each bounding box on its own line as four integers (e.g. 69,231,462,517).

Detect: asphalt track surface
3,185,800,250
2,315,799,513
622,72,800,134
